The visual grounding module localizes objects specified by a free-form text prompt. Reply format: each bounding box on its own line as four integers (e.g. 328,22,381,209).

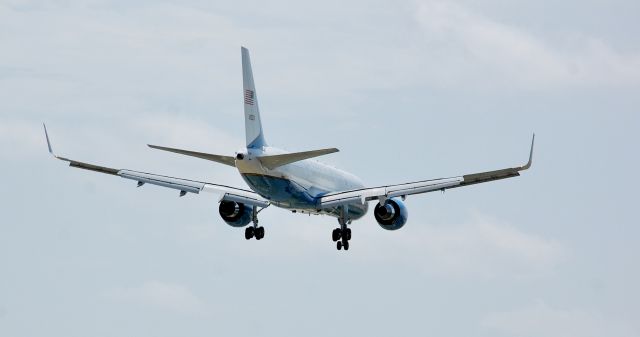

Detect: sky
1,0,639,336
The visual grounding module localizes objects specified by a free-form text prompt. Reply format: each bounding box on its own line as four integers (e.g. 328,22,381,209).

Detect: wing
319,135,535,208
43,124,269,208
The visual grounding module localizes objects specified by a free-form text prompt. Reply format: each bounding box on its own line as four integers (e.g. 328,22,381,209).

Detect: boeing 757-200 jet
44,47,534,251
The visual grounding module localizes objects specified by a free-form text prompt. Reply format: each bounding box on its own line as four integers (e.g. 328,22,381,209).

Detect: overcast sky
1,0,639,336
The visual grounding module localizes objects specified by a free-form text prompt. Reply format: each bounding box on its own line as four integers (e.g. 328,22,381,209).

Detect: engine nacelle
374,197,408,230
218,201,253,227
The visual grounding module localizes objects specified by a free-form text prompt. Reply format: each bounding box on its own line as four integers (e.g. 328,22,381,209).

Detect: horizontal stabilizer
148,144,236,167
259,148,339,170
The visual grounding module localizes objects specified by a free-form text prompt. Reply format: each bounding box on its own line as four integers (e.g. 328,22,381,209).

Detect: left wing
43,124,269,208
319,135,534,208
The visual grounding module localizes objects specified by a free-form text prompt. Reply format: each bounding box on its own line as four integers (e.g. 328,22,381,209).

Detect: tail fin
242,47,267,149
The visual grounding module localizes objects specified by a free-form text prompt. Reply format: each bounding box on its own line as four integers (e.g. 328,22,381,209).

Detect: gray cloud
413,1,640,88
482,301,639,337
105,281,208,315
349,213,565,279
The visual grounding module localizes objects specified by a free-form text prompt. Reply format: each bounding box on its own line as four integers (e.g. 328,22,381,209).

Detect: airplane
44,46,534,251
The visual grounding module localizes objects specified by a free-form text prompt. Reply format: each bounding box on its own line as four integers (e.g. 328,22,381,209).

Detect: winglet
43,123,55,157
520,133,535,170
41,124,120,175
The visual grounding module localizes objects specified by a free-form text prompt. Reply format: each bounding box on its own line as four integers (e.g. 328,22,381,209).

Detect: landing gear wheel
343,241,349,250
255,226,265,240
345,228,352,241
245,226,255,240
332,228,341,242
337,241,343,250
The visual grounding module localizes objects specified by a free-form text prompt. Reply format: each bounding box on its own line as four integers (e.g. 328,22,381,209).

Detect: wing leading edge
319,134,535,208
43,124,269,207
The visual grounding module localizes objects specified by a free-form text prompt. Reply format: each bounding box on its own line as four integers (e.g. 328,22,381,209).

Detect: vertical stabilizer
242,47,267,149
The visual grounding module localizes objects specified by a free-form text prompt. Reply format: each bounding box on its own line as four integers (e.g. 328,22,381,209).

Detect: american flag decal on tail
244,89,255,105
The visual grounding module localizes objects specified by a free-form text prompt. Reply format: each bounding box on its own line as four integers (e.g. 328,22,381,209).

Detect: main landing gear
245,226,264,240
332,205,352,251
245,206,266,240
332,226,351,250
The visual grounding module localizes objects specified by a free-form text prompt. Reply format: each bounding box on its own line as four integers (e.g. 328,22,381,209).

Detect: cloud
211,210,565,280
2,114,242,182
354,213,565,279
0,119,46,160
133,113,241,153
482,301,639,337
106,281,207,314
413,1,640,88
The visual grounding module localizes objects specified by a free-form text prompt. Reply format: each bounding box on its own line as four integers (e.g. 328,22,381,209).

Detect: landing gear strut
245,206,266,240
332,205,352,251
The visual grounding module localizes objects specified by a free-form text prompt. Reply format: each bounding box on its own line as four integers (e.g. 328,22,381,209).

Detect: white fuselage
235,146,368,220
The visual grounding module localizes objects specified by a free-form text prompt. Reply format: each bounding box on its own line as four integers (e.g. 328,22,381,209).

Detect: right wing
44,125,269,208
319,135,534,208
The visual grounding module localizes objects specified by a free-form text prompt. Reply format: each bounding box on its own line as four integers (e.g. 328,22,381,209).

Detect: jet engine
374,197,408,230
218,200,253,227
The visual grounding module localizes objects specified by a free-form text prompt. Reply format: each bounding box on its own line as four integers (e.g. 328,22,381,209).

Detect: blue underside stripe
241,173,316,207
241,173,367,219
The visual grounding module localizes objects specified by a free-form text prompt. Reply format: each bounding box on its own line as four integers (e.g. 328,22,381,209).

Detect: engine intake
219,200,253,227
374,198,408,230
